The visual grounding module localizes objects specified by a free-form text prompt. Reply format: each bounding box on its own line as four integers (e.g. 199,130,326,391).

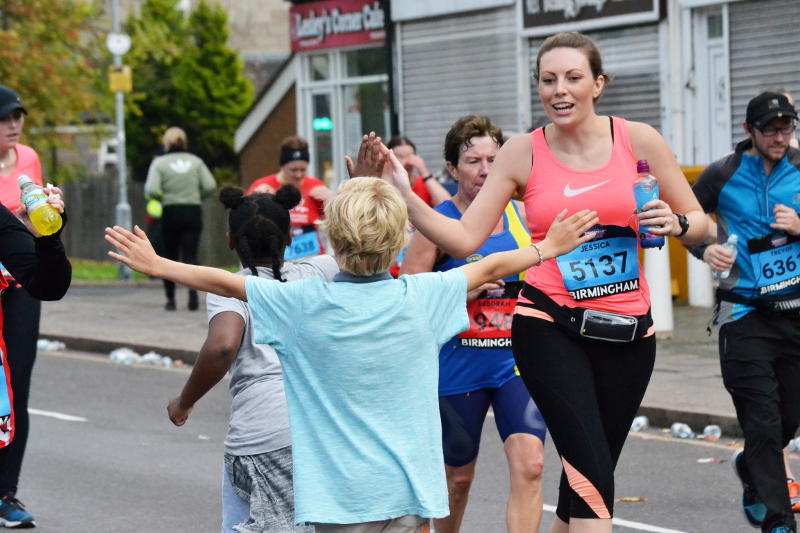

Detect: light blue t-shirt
245,269,469,525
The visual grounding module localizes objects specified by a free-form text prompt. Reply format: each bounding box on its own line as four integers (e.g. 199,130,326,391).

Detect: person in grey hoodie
145,126,216,311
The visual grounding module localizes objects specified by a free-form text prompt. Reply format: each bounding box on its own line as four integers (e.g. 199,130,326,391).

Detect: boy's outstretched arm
459,208,598,292
105,225,247,300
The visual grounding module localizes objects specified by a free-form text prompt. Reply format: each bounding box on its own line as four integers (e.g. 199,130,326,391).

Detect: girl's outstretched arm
105,225,246,300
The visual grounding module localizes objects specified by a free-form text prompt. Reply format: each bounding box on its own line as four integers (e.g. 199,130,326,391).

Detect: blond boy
106,154,596,532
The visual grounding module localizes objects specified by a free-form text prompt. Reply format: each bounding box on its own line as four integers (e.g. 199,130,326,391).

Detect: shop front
235,0,390,189
291,0,390,187
391,1,523,167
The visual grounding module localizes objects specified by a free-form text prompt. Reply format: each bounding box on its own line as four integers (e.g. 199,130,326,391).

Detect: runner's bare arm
105,225,247,300
309,185,334,203
459,208,598,292
628,121,707,244
168,311,245,426
425,178,452,207
401,226,502,301
399,230,439,275
381,138,528,259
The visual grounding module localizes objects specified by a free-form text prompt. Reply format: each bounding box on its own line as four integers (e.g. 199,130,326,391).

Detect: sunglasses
0,109,24,123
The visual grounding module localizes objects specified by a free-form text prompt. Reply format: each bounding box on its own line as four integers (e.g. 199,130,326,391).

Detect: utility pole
107,0,132,280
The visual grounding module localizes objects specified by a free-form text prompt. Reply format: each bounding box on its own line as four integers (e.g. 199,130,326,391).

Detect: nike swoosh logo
563,180,611,197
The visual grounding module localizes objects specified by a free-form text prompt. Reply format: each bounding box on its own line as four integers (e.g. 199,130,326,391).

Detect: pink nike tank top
520,116,650,316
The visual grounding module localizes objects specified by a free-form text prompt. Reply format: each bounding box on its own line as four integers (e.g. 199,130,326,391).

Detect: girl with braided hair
166,185,339,533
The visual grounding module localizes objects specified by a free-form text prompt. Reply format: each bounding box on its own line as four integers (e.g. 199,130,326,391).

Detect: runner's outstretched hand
345,132,385,179
382,144,413,194
105,225,160,277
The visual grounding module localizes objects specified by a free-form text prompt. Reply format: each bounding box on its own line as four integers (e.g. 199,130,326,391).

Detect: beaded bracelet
530,241,545,266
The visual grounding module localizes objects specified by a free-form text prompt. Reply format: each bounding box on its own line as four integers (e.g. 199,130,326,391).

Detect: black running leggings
0,285,41,497
512,314,655,521
161,205,203,301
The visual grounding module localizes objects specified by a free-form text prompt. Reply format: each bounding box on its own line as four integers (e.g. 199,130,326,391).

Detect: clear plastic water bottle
632,160,665,248
702,424,722,441
630,415,650,432
18,175,62,236
670,422,695,439
789,437,800,453
718,234,739,279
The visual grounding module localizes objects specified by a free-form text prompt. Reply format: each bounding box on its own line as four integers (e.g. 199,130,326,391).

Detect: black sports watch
675,213,690,237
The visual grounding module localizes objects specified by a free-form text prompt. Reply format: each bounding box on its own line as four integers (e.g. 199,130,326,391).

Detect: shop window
309,54,330,81
342,82,389,168
299,46,389,188
343,48,385,77
707,13,723,39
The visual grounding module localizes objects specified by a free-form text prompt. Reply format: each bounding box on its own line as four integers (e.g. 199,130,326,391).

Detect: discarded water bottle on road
717,234,739,279
18,175,62,236
632,160,665,249
670,422,695,439
630,415,650,432
36,339,66,352
109,347,141,365
702,424,722,441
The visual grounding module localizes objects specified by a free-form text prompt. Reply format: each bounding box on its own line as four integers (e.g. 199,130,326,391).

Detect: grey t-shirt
206,255,339,456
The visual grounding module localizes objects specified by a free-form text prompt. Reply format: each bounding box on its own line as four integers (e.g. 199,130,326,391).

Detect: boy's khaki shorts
315,515,430,533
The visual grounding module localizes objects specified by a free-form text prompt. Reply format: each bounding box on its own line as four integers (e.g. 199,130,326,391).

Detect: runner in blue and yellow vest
400,116,546,533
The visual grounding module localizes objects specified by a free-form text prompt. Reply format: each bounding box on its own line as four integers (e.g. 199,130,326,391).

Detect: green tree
124,0,189,180
0,0,108,181
125,0,253,182
174,0,253,180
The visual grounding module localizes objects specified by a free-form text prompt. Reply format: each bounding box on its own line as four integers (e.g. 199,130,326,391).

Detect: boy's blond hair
324,177,408,276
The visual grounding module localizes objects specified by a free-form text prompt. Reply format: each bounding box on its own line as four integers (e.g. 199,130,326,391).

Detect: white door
692,5,731,165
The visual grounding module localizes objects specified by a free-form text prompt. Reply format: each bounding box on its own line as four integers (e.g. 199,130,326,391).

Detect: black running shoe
733,449,767,528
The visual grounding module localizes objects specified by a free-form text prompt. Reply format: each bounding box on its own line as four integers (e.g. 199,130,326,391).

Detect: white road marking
542,505,688,533
628,430,738,450
29,408,87,422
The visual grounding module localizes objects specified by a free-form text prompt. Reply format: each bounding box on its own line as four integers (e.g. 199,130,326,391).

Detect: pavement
40,280,740,436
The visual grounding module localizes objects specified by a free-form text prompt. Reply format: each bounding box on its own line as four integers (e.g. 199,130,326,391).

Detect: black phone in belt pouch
580,309,638,342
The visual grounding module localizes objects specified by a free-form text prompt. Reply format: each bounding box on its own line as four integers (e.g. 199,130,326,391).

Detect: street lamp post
108,0,132,280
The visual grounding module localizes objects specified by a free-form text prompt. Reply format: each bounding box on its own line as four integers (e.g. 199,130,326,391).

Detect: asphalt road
20,349,789,532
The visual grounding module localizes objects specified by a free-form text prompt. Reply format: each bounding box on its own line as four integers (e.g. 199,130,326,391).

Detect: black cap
0,86,27,118
746,91,798,130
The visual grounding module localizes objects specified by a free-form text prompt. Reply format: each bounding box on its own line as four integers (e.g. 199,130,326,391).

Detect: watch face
677,214,689,235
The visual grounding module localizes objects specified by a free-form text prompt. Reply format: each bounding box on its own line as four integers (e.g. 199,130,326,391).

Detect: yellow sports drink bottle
18,175,62,236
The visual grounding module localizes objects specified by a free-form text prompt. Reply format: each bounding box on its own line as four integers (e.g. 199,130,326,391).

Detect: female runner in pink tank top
384,33,707,533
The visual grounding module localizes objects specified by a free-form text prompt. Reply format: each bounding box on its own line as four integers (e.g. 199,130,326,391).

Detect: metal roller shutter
729,0,800,147
529,24,662,132
398,6,519,167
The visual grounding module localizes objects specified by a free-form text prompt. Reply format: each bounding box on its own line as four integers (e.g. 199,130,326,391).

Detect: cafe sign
290,0,386,52
522,0,661,36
